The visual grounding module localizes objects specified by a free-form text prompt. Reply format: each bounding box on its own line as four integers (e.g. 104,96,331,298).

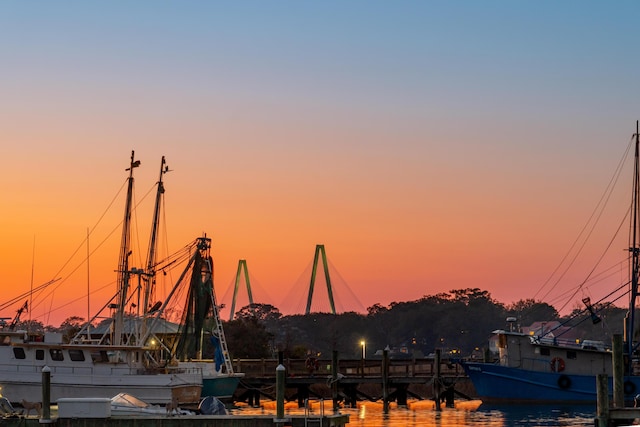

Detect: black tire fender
558,375,571,389
624,380,636,395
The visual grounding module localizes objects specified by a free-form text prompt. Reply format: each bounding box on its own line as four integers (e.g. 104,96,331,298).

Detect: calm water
230,399,597,427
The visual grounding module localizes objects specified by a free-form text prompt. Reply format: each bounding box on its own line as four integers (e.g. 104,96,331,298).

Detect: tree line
13,287,626,361
223,287,627,360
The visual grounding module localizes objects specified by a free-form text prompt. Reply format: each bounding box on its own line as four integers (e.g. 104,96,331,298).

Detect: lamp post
360,340,366,378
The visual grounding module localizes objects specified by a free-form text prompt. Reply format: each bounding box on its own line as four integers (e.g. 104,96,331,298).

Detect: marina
2,3,639,427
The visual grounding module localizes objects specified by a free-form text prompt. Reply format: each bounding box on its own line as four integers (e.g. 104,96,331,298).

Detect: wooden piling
332,350,339,413
596,373,609,427
274,364,287,426
382,349,389,414
42,365,51,422
612,334,624,408
434,349,441,412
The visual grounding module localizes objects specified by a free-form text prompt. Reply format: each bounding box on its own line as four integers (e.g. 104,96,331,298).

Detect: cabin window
540,348,551,356
36,349,44,360
566,351,577,360
49,349,64,361
13,348,25,359
69,349,85,362
90,350,109,363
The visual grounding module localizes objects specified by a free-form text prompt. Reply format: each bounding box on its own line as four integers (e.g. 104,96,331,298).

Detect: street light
360,340,366,359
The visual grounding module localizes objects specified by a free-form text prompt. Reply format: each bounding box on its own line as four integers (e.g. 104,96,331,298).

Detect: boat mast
144,156,168,316
628,121,640,373
113,151,140,347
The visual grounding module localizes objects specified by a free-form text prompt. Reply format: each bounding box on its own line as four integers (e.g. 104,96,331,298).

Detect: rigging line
556,207,631,313
0,279,61,312
47,178,129,284
539,164,631,305
534,136,634,300
543,256,628,308
33,182,159,317
132,181,143,274
46,281,115,318
327,259,366,313
29,235,35,330
20,178,128,318
153,195,170,303
540,205,630,308
553,289,628,341
578,260,628,296
28,218,124,316
543,286,620,337
153,239,198,271
595,281,630,307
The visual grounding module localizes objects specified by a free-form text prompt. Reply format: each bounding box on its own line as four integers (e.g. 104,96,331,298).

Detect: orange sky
1,2,640,326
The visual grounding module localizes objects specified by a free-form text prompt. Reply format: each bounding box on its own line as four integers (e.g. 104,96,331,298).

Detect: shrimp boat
0,152,239,404
460,122,640,403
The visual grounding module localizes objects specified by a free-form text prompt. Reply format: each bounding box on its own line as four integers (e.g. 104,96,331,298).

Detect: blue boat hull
461,361,640,404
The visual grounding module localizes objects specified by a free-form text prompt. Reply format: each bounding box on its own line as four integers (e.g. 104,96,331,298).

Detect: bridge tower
229,259,254,320
305,244,336,314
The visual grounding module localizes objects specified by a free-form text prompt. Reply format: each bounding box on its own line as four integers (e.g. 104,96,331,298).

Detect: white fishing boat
0,152,239,404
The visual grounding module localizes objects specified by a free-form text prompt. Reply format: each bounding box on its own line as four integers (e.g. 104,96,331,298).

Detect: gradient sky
2,1,640,326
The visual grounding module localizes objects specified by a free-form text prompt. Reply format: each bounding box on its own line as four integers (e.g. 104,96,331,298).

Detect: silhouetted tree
224,313,274,359
58,316,86,343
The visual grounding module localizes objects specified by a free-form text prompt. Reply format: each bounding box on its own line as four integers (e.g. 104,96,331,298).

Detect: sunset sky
2,2,640,327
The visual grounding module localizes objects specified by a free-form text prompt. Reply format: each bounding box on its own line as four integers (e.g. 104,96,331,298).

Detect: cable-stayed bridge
219,245,366,320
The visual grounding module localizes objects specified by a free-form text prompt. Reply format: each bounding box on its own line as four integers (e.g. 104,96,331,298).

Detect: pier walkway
232,356,473,407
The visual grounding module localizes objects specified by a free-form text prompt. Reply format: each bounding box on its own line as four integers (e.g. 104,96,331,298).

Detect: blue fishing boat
461,122,640,403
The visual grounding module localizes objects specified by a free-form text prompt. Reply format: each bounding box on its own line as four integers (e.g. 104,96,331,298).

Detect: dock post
596,373,609,427
332,350,339,413
274,364,287,426
612,334,624,407
382,348,389,413
40,365,51,423
434,349,442,411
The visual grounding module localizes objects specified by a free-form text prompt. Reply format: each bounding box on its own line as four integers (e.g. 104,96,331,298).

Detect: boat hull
461,361,640,404
201,374,242,399
0,369,202,405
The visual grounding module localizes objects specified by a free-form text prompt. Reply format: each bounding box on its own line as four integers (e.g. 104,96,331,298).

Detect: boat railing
519,356,557,372
5,362,202,377
529,335,593,349
165,365,203,376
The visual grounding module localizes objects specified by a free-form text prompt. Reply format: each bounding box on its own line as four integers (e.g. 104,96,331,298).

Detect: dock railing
232,356,463,378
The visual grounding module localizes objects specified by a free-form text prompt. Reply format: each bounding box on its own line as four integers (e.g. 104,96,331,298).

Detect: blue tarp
210,335,224,371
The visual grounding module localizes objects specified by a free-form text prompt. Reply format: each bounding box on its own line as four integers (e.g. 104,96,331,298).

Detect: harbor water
231,399,597,426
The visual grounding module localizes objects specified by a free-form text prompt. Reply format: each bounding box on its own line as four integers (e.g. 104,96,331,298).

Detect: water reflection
230,399,596,427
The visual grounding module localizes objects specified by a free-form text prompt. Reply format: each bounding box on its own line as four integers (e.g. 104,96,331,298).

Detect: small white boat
110,393,193,417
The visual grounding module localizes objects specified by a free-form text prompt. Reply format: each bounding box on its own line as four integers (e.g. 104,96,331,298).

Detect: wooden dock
232,352,474,408
0,415,350,427
596,335,638,426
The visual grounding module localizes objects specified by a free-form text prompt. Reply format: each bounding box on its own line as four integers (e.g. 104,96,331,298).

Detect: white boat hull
0,335,202,405
0,368,201,405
